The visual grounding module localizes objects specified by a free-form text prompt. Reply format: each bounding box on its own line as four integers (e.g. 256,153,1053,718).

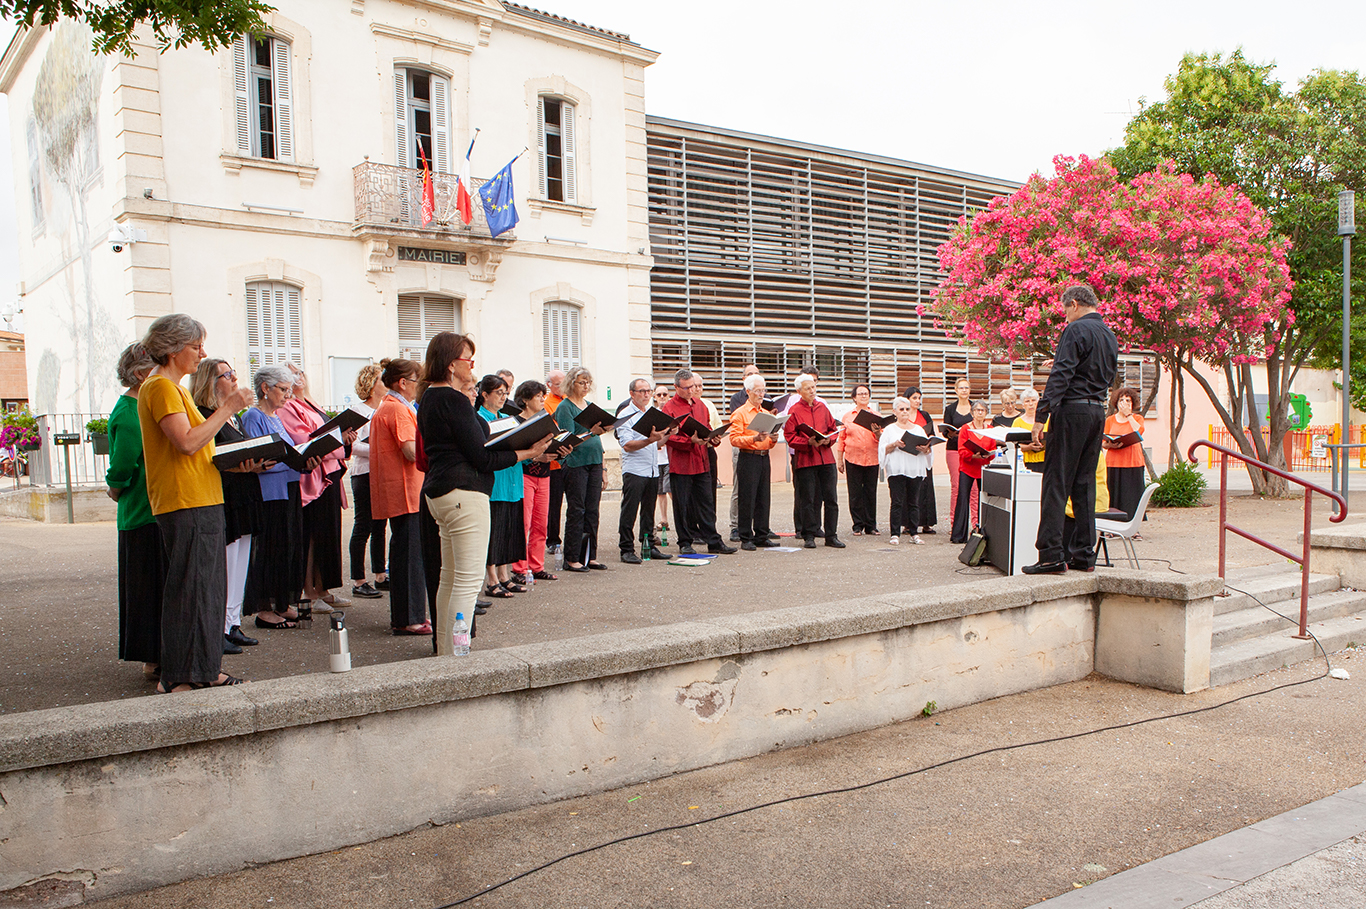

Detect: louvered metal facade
646,118,1157,416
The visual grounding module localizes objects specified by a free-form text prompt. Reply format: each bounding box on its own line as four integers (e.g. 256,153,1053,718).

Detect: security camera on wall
108,225,147,253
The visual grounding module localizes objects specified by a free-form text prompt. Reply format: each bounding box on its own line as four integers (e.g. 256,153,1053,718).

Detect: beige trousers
425,487,491,656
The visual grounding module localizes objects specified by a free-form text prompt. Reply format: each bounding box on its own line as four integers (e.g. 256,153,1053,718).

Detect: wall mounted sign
397,247,467,265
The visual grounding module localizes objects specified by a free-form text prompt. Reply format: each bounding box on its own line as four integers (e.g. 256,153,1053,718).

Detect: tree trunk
1180,357,1270,495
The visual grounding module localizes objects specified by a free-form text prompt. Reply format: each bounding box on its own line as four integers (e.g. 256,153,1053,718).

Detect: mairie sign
398,247,467,265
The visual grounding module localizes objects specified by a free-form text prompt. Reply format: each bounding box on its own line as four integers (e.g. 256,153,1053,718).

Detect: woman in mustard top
106,342,163,679
137,314,254,693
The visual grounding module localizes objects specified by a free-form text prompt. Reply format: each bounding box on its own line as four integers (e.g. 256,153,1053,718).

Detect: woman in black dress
192,358,268,652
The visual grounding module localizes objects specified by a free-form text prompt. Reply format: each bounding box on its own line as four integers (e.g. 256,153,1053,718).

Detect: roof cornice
0,24,44,95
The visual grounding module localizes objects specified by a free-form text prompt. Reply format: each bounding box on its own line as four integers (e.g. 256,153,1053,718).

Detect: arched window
245,281,302,369
232,33,293,161
537,96,576,203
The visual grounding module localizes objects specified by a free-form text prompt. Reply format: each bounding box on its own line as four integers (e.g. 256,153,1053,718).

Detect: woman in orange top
1102,386,1146,520
836,384,882,535
370,358,429,635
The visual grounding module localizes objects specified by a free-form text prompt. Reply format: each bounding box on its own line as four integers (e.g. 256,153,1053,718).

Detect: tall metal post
1341,190,1356,515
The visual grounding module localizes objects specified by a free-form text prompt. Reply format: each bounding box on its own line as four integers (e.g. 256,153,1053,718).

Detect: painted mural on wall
31,23,121,417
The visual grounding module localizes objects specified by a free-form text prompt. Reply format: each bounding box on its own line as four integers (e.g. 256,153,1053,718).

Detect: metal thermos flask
329,613,351,672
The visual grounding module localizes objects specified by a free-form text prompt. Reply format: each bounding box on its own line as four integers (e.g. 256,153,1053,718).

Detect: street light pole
1341,190,1356,515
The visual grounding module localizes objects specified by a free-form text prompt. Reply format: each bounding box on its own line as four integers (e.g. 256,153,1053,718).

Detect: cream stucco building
1,0,657,416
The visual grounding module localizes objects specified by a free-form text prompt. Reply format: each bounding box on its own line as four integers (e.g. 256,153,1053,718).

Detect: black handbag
958,527,988,567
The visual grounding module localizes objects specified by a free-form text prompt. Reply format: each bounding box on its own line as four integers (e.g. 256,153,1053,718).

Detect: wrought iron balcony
352,160,513,240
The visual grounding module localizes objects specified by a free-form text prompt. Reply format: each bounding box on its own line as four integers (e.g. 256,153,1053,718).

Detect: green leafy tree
1110,50,1366,494
0,0,273,55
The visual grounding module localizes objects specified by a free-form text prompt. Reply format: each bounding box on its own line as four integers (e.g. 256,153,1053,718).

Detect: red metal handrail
1187,440,1348,639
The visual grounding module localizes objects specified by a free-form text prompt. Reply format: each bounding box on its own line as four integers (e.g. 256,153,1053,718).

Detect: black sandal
532,570,558,581
484,584,514,598
255,615,298,629
501,580,528,594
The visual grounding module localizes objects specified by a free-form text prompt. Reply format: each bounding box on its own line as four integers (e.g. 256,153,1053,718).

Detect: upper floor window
246,281,302,370
233,34,293,161
395,69,450,173
543,302,581,374
25,119,43,231
537,97,577,203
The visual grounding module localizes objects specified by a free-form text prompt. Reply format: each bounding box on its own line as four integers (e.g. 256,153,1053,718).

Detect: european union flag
479,160,519,238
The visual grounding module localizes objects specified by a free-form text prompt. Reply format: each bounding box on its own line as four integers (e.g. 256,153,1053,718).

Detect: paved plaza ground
0,479,1343,714
3,478,1363,909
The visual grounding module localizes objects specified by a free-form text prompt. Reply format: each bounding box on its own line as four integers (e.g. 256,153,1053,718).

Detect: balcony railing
353,161,512,239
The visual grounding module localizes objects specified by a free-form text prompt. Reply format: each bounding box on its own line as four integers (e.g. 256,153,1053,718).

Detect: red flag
418,145,435,226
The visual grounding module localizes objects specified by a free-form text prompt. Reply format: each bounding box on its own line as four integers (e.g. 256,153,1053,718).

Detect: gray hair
674,368,694,386
252,364,294,400
629,377,652,393
794,374,817,393
1019,387,1039,402
970,399,991,413
892,396,911,410
141,313,205,366
1061,284,1098,309
564,365,593,393
743,373,766,392
115,342,155,388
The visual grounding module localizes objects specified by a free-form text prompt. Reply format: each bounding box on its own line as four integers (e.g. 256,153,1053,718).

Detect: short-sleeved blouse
136,375,223,515
1105,414,1146,468
370,394,423,519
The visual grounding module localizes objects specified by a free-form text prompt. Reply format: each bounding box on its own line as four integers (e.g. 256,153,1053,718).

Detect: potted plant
0,409,40,452
86,417,110,456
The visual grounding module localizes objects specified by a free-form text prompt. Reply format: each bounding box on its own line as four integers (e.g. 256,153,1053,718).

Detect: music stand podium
980,432,1040,576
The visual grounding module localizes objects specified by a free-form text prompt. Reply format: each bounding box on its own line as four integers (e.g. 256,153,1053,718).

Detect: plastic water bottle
643,542,651,562
660,525,669,547
553,546,564,571
452,612,471,656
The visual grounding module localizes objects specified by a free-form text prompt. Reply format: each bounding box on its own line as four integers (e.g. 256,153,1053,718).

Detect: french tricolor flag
456,131,479,225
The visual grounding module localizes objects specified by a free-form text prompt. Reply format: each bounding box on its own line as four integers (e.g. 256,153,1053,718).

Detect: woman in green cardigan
105,342,165,680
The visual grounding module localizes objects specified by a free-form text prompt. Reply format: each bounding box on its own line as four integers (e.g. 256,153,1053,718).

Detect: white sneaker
310,598,334,614
889,536,900,545
323,594,352,608
910,535,923,545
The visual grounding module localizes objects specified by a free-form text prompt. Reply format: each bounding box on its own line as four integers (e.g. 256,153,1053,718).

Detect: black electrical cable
434,576,1339,908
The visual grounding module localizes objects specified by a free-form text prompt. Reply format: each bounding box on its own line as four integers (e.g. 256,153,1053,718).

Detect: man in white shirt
614,378,670,563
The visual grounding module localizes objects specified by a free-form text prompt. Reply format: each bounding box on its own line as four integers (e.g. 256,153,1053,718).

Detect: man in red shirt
662,368,736,555
786,374,845,548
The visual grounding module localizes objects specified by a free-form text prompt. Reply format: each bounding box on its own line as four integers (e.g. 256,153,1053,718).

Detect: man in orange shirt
729,372,780,550
544,368,567,553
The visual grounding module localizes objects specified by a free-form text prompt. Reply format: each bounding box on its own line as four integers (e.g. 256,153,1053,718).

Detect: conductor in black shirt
1023,285,1119,575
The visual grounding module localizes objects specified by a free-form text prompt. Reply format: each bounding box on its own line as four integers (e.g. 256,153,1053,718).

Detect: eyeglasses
272,384,292,394
218,369,236,381
456,357,475,366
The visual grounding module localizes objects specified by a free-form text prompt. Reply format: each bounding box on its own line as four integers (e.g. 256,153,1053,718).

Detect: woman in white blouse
880,396,932,545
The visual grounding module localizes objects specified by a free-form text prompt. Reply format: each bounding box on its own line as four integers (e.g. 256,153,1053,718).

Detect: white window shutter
536,96,547,198
394,70,410,167
568,304,581,364
432,74,451,174
272,39,294,162
232,34,251,155
287,285,301,362
245,283,261,368
397,295,422,351
561,102,577,204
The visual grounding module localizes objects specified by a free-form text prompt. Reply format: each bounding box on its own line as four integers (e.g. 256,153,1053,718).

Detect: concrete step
1212,588,1366,648
1212,572,1340,616
1210,613,1366,688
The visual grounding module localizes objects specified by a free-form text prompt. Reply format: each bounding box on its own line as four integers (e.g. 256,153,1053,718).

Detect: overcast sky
0,0,1361,328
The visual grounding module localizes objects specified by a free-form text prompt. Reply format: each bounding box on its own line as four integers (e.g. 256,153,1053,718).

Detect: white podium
980,451,1042,576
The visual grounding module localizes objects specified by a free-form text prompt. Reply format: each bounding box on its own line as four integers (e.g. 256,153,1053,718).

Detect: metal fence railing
25,413,110,488
1206,424,1366,473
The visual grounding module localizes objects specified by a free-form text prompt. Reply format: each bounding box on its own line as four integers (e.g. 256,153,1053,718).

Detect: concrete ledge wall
0,485,116,522
0,571,1217,901
1304,523,1366,589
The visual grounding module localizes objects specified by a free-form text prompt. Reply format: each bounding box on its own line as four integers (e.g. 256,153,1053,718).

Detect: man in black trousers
1023,285,1119,575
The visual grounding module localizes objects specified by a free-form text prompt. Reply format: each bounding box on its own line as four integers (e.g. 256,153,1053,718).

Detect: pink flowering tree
925,155,1293,486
